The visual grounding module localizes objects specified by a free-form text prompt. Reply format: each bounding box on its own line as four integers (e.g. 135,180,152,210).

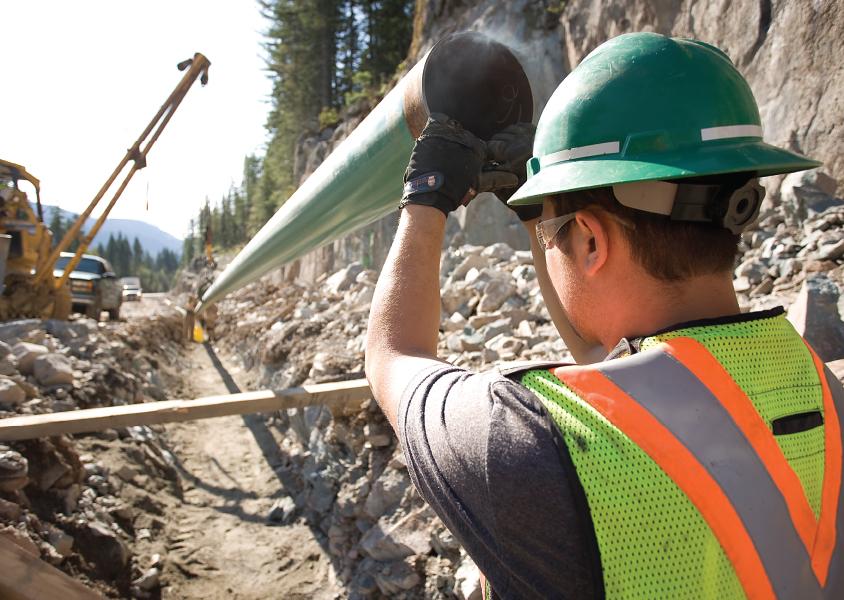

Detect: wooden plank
0,379,371,442
0,535,103,600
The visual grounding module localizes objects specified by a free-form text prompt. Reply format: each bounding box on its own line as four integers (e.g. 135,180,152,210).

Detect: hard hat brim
508,140,821,206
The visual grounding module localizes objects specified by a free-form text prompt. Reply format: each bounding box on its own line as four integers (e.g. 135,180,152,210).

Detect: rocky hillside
283,0,843,283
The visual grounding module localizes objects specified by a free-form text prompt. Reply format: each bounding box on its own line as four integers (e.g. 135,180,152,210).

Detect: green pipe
200,32,532,309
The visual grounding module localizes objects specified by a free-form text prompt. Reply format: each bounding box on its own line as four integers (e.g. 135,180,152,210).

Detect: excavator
0,53,210,321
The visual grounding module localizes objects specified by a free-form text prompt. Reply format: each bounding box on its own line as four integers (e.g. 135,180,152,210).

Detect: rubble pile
0,312,186,598
210,170,844,598
735,172,844,361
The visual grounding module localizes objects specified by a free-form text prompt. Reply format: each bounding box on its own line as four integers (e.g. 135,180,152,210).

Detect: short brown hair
550,185,740,281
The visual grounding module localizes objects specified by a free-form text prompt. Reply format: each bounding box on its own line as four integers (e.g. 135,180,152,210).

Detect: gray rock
77,520,130,578
0,448,28,492
268,496,296,524
364,423,393,448
364,470,409,520
0,341,10,359
479,318,511,342
818,239,844,262
481,242,514,262
455,556,482,600
0,376,25,406
460,331,485,352
478,279,516,313
46,527,74,557
0,497,21,521
443,312,467,332
32,353,74,386
780,170,840,224
449,254,491,281
787,275,844,361
374,559,421,595
0,356,17,377
132,567,160,591
325,263,364,294
11,342,48,374
0,320,41,346
360,508,432,561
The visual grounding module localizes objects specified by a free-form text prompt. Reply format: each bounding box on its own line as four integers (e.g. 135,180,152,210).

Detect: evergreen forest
181,0,414,262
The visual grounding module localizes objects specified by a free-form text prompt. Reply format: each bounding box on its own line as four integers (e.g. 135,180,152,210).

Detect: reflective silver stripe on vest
597,350,822,599
822,365,844,597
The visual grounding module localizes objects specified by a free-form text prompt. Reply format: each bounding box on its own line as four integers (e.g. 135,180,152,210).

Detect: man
365,32,844,598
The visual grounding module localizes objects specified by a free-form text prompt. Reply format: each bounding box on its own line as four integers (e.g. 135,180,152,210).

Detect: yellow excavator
0,53,210,321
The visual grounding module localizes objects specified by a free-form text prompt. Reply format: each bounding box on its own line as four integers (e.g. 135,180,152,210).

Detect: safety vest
515,313,844,599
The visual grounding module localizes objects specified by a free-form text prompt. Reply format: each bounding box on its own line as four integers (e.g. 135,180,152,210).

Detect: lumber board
0,379,371,442
0,535,103,600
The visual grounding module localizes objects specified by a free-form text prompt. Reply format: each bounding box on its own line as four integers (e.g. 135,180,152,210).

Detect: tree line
48,211,179,292
182,0,414,259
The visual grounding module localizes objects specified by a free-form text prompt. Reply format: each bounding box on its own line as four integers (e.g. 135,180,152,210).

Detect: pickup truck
54,252,122,321
121,276,142,301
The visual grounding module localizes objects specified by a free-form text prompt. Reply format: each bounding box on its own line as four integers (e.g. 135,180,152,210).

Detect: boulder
478,279,516,313
455,556,482,600
0,320,41,346
374,559,421,595
0,448,28,493
11,342,48,374
76,520,130,578
0,341,10,359
360,508,432,561
779,170,840,224
268,497,296,524
32,354,74,386
324,263,364,294
787,275,844,362
481,242,514,262
364,469,409,520
0,377,25,406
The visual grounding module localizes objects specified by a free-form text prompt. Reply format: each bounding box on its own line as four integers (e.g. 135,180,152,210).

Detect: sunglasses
535,212,577,249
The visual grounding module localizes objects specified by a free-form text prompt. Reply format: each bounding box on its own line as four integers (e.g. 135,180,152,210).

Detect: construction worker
365,32,844,599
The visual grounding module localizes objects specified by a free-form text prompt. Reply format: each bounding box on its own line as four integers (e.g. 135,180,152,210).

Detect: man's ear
572,210,609,276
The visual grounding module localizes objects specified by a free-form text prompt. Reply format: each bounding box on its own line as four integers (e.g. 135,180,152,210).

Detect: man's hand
399,114,486,215
483,122,542,222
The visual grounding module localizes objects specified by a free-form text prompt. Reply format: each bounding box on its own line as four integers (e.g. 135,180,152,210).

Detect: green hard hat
509,32,821,206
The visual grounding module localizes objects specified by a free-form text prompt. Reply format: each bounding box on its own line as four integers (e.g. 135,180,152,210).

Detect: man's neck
599,272,741,350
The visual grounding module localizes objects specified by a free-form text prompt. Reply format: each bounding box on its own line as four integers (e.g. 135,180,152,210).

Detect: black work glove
400,114,486,216
484,122,542,221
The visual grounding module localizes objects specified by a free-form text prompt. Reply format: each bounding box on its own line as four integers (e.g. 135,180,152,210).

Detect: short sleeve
397,365,602,599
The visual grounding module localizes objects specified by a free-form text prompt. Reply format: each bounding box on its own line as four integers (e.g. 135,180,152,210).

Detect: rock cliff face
413,0,843,196
284,0,842,284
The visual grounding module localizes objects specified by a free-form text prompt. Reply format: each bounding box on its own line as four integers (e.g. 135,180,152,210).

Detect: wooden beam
0,535,104,600
0,379,371,442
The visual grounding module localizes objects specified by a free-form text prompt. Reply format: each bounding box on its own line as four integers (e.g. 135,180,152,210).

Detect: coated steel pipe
200,32,532,309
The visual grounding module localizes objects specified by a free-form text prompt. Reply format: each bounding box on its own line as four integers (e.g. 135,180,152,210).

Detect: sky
1,1,272,239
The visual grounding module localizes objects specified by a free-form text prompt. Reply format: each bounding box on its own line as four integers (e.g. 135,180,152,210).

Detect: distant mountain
37,204,182,257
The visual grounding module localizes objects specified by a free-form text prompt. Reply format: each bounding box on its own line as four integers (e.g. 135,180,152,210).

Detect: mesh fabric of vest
519,312,824,599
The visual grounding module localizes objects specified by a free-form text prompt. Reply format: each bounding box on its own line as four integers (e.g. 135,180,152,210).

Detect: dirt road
126,297,344,599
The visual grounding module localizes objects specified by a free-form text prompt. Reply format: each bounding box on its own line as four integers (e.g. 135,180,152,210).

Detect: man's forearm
365,206,447,425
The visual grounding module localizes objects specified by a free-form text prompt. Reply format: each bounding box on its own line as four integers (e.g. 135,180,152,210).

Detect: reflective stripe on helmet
701,124,764,141
551,340,844,598
539,141,621,166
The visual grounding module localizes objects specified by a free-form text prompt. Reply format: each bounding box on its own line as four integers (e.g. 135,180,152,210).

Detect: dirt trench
153,341,343,599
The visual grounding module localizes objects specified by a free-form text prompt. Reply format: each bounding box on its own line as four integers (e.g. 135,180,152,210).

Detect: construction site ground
115,296,343,599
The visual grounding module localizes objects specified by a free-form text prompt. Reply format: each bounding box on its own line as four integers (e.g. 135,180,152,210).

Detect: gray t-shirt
398,364,603,599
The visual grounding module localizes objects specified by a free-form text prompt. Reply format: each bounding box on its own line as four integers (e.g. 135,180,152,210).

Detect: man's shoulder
495,360,573,379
